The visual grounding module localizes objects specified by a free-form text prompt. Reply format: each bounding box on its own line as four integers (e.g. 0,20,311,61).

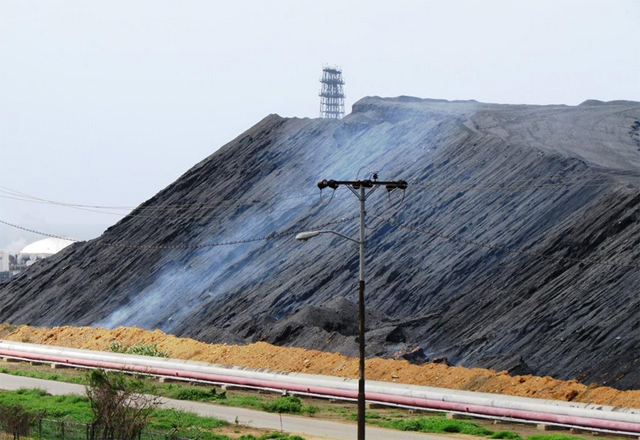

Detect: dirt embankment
1,324,638,408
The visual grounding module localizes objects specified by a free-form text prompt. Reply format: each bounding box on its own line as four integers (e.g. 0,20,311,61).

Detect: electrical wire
3,171,631,215
0,215,359,251
407,173,637,186
0,219,77,242
0,184,318,213
2,172,634,220
407,180,631,192
371,214,639,269
365,189,408,230
0,190,327,223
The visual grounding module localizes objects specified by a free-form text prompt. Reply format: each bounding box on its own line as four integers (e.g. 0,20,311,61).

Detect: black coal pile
1,97,639,389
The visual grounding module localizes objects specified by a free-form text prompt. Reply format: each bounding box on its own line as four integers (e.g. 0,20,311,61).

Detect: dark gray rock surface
1,97,639,388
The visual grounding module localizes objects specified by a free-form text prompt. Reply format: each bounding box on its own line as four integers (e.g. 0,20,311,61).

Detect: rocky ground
0,97,638,389
1,324,638,409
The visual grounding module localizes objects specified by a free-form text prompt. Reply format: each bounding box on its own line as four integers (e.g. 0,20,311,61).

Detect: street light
296,227,365,436
296,176,408,440
295,230,359,244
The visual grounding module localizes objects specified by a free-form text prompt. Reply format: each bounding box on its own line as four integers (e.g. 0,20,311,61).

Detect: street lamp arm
295,230,360,244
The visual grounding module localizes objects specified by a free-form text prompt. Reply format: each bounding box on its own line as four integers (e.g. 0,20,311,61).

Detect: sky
1,0,639,252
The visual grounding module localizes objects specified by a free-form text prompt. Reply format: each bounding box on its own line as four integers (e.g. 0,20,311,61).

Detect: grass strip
0,388,305,440
360,413,494,436
0,366,626,440
0,366,87,384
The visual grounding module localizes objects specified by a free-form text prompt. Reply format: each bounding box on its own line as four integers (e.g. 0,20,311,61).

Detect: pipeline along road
0,373,451,440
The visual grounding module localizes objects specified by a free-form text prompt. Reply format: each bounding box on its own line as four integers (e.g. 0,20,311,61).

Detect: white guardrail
1,340,639,436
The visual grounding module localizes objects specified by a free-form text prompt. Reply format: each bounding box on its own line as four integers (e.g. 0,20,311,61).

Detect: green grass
0,365,317,416
161,384,318,415
6,365,610,440
525,436,624,440
491,431,523,439
0,387,94,422
0,388,308,440
528,437,583,440
235,434,305,440
224,394,265,408
244,434,305,440
109,340,168,357
0,366,87,384
261,396,318,415
345,411,513,437
166,386,227,402
7,387,619,440
323,406,352,416
372,414,495,436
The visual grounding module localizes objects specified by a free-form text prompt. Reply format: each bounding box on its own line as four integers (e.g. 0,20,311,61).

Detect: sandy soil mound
1,323,638,408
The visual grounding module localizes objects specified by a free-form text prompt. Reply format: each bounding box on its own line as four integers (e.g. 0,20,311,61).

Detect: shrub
262,396,303,414
168,387,226,402
380,416,494,436
0,402,38,439
15,388,47,397
491,431,523,439
526,436,588,440
109,340,168,358
261,396,317,415
86,369,161,440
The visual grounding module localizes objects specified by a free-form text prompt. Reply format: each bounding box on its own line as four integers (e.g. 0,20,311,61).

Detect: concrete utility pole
296,174,407,440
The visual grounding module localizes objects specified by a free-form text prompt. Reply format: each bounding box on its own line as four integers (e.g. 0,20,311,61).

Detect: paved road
0,373,451,440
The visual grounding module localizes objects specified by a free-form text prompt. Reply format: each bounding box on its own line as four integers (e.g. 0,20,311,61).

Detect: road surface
0,373,453,440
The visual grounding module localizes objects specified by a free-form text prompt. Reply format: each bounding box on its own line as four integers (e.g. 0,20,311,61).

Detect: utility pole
317,174,407,440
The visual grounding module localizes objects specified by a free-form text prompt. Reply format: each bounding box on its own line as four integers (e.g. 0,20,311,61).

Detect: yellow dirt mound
1,323,638,408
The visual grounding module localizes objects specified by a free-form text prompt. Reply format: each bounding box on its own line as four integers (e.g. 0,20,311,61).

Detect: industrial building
0,237,74,281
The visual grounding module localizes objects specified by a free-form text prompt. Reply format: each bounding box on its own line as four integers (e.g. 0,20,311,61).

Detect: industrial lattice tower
319,66,345,119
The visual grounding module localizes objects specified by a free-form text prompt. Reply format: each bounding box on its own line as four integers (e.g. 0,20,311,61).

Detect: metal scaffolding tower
319,66,345,119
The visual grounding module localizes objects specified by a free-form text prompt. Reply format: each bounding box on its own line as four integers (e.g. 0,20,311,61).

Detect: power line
0,185,355,223
0,215,359,251
0,184,320,213
0,194,328,223
408,180,631,192
2,173,634,216
0,219,77,242
372,215,639,269
2,174,634,222
408,172,640,186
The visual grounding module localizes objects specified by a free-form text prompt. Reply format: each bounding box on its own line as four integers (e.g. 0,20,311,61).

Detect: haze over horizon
1,0,639,252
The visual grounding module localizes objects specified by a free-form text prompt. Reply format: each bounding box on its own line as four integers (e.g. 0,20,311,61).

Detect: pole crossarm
318,178,408,192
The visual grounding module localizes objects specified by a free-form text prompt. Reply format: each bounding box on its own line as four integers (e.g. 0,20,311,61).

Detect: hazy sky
1,0,639,252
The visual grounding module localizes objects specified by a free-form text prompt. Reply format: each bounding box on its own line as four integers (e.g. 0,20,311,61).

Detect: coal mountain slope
1,97,639,389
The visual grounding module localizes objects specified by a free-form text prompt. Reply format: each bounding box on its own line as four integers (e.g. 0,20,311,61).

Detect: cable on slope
371,214,639,269
408,180,632,192
0,215,359,251
0,185,320,213
0,219,77,242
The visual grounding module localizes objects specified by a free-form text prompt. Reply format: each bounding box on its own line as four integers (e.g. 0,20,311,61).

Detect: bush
443,424,461,433
491,431,523,439
86,369,161,440
15,388,47,397
238,433,306,440
380,416,494,436
168,387,226,402
0,402,39,439
262,396,303,414
526,436,588,440
261,396,317,415
109,340,168,358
